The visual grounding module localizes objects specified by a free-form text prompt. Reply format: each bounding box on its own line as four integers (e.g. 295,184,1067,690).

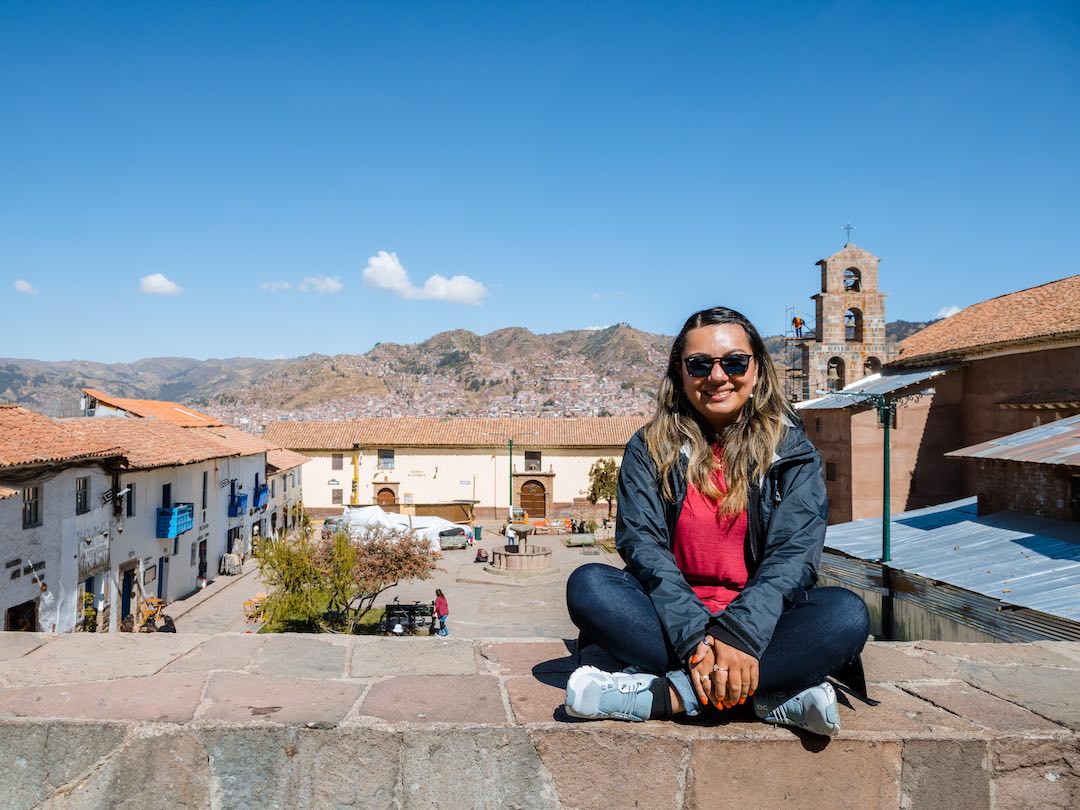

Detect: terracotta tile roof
266,448,311,473
82,388,223,427
0,405,123,469
263,416,646,450
195,425,277,457
64,418,239,470
0,486,19,500
890,275,1080,368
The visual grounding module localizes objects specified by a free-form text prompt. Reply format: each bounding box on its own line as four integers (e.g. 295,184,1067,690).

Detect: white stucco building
263,417,643,519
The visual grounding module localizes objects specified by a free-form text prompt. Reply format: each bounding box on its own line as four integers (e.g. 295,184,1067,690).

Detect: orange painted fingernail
739,698,746,705
690,654,702,665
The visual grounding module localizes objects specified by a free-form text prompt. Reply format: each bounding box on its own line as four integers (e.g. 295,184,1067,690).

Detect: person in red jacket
435,589,450,637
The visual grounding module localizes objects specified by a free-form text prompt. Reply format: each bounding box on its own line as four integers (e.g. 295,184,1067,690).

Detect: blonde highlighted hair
644,307,794,514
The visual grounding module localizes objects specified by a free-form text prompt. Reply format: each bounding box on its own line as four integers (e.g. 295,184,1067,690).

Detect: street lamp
822,387,932,641
483,431,538,519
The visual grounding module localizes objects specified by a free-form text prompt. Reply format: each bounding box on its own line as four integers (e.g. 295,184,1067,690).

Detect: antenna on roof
842,222,855,245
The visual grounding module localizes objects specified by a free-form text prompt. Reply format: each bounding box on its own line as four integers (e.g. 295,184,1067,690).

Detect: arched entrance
518,480,547,518
376,488,397,506
827,357,846,391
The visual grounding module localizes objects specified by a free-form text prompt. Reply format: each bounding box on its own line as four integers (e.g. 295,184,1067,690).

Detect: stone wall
2,632,1079,808
976,458,1075,520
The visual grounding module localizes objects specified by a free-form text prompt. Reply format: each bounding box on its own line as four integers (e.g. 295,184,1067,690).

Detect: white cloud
935,305,962,318
261,281,291,292
362,250,487,305
14,279,38,295
298,276,343,294
583,325,611,331
139,273,182,295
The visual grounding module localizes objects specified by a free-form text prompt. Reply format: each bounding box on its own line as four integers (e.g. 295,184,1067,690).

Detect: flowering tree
260,524,441,633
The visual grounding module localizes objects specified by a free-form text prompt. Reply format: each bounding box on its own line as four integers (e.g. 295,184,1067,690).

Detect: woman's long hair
644,307,794,514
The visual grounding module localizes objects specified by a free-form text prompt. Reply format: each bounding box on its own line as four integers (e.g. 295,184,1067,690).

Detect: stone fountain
488,523,553,574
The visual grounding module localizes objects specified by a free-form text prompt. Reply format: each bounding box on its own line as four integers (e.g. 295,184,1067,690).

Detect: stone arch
827,357,846,391
845,308,864,342
843,268,862,292
864,356,882,375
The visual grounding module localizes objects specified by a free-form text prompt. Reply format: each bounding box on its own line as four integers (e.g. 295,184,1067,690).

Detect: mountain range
0,320,935,428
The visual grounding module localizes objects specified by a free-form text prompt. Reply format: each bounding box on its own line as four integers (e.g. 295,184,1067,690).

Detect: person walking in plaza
434,589,450,637
563,306,871,736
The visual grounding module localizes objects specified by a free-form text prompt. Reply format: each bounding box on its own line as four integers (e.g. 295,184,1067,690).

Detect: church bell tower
801,243,896,399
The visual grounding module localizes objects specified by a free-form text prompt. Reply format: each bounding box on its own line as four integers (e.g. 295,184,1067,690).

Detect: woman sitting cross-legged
564,306,871,737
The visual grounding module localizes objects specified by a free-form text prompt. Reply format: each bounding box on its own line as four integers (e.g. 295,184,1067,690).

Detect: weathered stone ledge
1,633,1077,808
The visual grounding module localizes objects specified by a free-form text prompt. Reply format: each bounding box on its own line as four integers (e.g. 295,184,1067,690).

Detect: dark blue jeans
566,563,869,696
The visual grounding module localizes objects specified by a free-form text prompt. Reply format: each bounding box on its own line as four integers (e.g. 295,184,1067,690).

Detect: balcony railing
253,484,269,510
228,493,249,518
156,503,194,539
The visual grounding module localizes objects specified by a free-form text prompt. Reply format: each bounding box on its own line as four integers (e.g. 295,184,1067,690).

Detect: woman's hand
706,638,759,709
687,639,716,707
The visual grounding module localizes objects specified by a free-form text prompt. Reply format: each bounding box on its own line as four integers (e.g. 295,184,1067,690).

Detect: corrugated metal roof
945,413,1080,466
825,497,1080,622
796,367,952,411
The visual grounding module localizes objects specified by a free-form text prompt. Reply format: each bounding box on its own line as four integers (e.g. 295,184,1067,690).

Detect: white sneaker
564,665,657,722
754,681,841,737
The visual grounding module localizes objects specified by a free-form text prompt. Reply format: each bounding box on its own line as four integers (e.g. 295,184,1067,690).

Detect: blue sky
2,1,1078,362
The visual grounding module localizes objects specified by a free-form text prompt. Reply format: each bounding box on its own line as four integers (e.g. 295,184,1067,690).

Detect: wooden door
519,480,546,518
377,488,397,506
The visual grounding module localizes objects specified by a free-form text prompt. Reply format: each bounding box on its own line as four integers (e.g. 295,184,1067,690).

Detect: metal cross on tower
842,222,855,244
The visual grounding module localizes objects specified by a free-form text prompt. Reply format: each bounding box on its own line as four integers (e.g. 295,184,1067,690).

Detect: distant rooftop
64,417,239,470
263,416,645,450
890,274,1080,368
82,388,223,427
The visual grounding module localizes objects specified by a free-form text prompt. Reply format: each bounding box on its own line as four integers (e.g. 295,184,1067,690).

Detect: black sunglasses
682,353,753,378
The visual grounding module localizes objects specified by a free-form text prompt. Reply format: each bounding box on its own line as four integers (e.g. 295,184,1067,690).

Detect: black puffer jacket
615,418,826,663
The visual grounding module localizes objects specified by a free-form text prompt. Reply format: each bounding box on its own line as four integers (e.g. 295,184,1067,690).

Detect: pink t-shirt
673,459,749,614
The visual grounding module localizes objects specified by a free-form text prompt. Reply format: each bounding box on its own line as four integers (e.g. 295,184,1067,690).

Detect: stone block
839,684,982,736
480,641,576,675
990,736,1080,809
402,727,557,808
532,728,686,809
0,673,204,723
506,675,566,724
199,673,364,725
862,642,959,681
0,633,206,686
351,636,477,677
687,739,902,809
958,662,1080,730
247,634,347,679
42,721,129,791
164,634,267,673
361,675,507,724
917,641,1080,670
900,739,990,809
201,727,404,809
0,632,49,662
903,681,1062,732
40,729,211,809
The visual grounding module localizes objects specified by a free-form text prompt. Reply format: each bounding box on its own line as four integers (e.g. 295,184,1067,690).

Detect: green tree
585,457,620,518
259,524,441,633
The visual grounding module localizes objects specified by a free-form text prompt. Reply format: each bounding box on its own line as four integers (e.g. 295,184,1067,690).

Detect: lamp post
823,387,932,640
483,431,538,519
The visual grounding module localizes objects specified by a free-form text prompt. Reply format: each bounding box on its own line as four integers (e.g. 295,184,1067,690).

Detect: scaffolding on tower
782,304,815,403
